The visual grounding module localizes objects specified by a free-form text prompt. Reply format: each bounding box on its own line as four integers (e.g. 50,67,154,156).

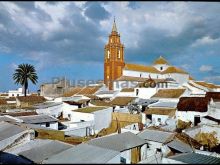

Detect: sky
0,1,220,92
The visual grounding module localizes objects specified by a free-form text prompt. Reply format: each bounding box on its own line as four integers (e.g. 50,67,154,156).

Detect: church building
104,19,189,90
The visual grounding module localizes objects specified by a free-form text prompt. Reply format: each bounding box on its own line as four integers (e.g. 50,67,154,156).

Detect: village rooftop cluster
1,19,220,164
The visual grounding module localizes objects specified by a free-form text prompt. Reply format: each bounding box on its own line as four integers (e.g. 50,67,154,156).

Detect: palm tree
13,63,38,97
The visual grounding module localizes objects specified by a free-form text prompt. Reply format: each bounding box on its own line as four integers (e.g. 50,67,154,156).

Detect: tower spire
112,16,117,32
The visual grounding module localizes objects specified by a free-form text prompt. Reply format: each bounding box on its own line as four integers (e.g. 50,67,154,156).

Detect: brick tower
104,18,125,90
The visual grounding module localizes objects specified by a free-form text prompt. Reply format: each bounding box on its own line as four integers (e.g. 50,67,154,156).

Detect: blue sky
0,1,220,92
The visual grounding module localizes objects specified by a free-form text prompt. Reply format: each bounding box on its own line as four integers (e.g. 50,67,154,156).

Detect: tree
195,131,219,150
13,63,38,97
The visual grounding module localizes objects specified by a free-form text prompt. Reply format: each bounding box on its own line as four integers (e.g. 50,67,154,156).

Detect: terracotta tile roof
188,82,205,91
77,86,102,95
153,56,169,65
5,97,16,101
194,81,220,89
74,106,110,113
62,87,83,97
144,108,176,117
0,93,8,96
152,89,186,98
17,96,46,103
162,66,188,74
205,92,220,101
0,99,7,105
121,88,134,92
90,100,113,107
124,63,160,73
177,97,209,112
110,97,136,106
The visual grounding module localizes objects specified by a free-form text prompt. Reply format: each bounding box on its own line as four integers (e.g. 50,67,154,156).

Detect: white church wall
164,73,189,84
123,70,160,79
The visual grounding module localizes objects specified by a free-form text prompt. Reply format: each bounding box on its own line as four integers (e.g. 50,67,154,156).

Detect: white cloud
192,36,220,47
101,2,205,48
199,65,213,72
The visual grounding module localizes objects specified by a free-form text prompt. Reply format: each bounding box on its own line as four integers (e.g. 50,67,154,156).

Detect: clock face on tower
104,19,125,90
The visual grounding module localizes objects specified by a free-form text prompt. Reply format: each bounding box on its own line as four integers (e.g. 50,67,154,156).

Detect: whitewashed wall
8,88,24,97
151,114,170,126
120,149,131,164
134,88,157,99
164,73,189,84
62,103,79,120
208,101,220,120
176,111,208,124
36,103,63,118
93,107,112,133
39,122,58,130
69,112,94,122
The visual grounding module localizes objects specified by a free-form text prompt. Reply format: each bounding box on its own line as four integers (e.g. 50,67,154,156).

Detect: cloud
0,2,220,91
199,65,213,72
192,36,220,47
84,2,110,21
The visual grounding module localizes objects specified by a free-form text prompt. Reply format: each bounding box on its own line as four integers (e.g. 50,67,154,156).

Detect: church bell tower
104,18,125,90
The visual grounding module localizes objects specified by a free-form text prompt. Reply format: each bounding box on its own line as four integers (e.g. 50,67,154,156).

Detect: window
118,50,120,58
12,94,14,96
158,118,161,122
133,124,136,130
120,157,126,164
46,122,50,127
140,73,142,77
136,89,139,96
17,94,19,96
160,66,163,70
120,106,125,108
156,148,162,153
107,50,110,59
68,114,71,119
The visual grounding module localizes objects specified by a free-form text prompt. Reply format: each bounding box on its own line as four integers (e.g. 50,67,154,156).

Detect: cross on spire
112,16,117,32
